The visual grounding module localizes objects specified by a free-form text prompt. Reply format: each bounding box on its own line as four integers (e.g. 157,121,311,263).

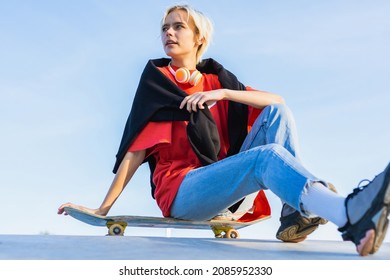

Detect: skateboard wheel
224,229,239,239
108,224,125,236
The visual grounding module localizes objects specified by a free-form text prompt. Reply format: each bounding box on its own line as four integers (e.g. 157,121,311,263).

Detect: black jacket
113,58,249,198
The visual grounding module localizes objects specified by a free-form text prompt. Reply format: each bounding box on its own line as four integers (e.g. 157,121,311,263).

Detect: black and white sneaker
276,204,327,243
338,162,390,256
276,183,336,243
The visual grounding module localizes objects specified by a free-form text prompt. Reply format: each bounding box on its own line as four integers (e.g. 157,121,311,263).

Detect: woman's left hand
179,89,225,113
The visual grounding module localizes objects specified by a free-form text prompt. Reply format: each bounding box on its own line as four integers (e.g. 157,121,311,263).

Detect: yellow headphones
168,63,202,86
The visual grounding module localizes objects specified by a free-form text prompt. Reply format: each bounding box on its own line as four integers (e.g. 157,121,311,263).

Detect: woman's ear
196,36,204,46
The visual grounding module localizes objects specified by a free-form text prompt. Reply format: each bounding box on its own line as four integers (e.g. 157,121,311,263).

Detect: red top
128,66,270,220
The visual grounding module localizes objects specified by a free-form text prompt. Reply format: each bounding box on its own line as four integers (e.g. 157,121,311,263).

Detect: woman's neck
170,57,197,70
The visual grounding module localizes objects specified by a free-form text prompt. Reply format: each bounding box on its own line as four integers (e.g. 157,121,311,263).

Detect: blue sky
1,0,389,245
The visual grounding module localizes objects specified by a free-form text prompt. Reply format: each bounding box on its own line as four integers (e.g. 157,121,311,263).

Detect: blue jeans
170,104,320,220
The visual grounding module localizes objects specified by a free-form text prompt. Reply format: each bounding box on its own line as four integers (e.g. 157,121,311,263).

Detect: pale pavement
1,235,389,260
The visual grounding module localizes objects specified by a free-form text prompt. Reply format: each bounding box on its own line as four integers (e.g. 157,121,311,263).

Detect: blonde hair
162,5,213,64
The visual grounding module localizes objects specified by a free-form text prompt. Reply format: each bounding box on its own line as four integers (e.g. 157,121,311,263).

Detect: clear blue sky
1,0,389,243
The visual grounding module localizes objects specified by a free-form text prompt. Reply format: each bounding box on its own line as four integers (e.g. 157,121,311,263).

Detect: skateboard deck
64,206,270,238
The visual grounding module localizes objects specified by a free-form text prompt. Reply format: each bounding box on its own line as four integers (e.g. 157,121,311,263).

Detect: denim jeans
170,104,320,220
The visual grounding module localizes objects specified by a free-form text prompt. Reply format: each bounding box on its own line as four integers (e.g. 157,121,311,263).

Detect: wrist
96,206,110,216
223,89,232,101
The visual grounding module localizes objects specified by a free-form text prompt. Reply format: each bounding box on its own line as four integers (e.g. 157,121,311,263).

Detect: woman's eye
161,23,185,32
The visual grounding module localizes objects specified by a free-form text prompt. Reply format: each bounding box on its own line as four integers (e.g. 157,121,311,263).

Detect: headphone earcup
175,67,191,83
188,70,202,86
168,63,202,86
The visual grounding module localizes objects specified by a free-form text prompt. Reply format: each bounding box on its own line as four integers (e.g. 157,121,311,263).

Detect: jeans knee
262,143,288,156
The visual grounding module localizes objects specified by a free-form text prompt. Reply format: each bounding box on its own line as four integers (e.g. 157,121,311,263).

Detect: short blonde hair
162,5,213,64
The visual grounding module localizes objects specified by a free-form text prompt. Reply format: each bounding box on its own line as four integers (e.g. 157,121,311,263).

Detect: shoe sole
358,206,389,256
276,217,327,243
358,165,390,256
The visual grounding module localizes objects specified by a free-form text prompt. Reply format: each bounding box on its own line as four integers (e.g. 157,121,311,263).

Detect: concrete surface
1,234,389,260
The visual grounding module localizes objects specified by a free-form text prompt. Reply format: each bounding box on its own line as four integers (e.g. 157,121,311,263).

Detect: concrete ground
1,234,389,260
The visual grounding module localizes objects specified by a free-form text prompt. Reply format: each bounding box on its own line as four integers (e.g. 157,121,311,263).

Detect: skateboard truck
211,226,240,239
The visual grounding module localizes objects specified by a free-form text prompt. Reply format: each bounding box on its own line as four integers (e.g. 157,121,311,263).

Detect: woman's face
161,9,201,64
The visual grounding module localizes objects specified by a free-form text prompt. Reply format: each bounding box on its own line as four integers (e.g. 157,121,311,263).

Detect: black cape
113,58,249,200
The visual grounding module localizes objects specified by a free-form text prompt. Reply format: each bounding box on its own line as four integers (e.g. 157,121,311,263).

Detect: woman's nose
164,26,174,37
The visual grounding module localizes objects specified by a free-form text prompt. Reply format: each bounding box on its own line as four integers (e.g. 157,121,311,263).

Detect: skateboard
63,206,270,238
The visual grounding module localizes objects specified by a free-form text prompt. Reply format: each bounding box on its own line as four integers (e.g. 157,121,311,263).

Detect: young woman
58,5,390,256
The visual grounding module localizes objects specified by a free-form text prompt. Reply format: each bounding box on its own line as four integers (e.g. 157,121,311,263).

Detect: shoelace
347,179,372,199
357,179,371,188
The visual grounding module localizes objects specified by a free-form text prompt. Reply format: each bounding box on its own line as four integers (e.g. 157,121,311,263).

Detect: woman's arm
58,149,146,216
180,89,285,113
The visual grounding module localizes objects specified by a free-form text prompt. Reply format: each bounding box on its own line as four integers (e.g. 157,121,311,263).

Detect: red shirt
129,66,270,219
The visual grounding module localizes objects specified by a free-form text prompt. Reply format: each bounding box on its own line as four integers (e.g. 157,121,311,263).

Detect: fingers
180,93,207,113
57,202,75,215
57,207,68,215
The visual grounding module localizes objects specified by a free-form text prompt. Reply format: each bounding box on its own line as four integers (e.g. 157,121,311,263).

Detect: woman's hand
57,202,107,216
179,89,225,113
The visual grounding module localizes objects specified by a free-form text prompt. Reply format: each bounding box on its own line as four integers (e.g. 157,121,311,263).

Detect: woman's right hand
57,202,107,216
